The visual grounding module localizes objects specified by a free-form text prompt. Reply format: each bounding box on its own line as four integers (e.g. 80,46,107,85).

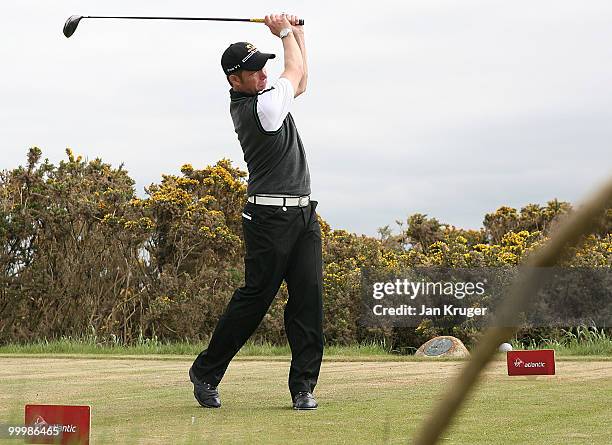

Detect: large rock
415,336,470,358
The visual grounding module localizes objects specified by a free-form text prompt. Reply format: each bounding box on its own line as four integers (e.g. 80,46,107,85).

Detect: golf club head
63,15,83,38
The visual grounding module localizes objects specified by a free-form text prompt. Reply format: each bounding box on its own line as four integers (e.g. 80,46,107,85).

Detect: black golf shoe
293,391,318,410
189,367,221,408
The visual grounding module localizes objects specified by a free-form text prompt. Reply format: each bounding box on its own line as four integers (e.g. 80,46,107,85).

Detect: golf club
63,15,305,38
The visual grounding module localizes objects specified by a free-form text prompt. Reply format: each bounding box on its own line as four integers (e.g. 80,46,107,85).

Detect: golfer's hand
286,14,304,35
264,14,292,37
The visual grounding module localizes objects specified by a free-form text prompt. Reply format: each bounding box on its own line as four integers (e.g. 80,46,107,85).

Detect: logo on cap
242,45,258,63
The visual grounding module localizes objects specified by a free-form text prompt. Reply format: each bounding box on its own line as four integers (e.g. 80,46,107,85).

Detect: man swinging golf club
189,13,323,410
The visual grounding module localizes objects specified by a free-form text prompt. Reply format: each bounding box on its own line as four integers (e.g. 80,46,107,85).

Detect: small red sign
507,349,555,376
24,405,90,444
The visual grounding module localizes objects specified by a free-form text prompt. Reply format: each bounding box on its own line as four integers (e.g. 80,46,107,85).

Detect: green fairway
1,356,610,444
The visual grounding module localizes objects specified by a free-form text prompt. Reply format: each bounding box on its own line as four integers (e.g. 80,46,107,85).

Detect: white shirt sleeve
256,77,295,132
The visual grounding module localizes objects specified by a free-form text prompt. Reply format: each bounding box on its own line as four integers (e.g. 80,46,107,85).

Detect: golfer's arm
280,33,304,96
293,31,308,97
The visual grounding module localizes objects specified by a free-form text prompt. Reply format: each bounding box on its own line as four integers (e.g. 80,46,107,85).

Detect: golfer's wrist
279,27,293,39
292,28,304,41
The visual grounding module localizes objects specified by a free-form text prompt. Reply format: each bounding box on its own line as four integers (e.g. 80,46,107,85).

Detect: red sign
24,405,90,444
507,349,556,376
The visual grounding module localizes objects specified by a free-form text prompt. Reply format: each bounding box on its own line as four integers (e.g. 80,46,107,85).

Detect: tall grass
0,335,392,356
1,327,609,356
512,326,612,355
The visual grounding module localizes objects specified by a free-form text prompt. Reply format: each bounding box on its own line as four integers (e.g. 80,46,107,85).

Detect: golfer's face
242,68,267,93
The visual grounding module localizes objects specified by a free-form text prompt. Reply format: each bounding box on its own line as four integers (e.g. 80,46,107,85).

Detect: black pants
192,200,324,398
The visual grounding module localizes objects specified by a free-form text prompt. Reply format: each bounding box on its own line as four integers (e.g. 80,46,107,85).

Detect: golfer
189,13,323,410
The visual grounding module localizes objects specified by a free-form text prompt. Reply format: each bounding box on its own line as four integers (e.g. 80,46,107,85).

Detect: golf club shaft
83,16,304,25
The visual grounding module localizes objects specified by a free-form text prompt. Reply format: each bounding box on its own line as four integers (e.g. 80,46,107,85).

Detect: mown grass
1,357,610,444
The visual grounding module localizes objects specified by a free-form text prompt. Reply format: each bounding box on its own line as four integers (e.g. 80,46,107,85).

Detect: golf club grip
251,18,305,25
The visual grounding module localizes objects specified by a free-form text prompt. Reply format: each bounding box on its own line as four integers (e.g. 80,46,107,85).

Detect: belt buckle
298,196,310,207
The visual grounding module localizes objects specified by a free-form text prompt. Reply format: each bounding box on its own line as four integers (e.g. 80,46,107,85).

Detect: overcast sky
2,1,611,236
